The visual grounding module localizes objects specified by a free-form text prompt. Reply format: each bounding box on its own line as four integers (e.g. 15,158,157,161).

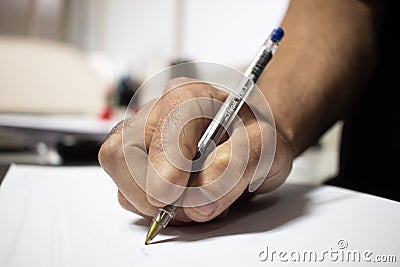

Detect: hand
98,77,293,224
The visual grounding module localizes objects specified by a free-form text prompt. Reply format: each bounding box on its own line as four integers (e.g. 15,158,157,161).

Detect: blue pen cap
270,27,284,42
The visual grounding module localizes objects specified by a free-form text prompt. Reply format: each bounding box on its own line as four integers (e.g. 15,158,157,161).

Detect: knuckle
164,77,195,91
98,130,124,176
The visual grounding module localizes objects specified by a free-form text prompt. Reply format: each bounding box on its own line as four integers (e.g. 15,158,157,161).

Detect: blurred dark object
0,127,62,165
115,74,141,107
0,114,113,166
56,135,102,165
0,164,10,185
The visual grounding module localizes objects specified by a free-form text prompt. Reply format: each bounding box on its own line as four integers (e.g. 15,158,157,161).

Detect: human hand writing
98,77,293,224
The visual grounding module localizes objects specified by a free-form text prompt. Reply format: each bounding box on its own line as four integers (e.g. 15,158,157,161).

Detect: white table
0,164,399,266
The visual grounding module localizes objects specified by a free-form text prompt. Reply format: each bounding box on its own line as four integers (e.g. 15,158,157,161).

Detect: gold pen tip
145,220,163,245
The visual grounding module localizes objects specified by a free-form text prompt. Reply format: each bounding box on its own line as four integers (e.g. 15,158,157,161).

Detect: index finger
144,80,227,206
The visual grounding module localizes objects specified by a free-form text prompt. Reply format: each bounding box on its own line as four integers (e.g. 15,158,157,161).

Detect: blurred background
0,0,341,185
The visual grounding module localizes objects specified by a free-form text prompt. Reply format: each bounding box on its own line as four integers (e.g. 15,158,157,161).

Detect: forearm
259,0,382,156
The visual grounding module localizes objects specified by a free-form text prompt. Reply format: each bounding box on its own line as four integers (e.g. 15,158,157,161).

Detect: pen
145,27,284,245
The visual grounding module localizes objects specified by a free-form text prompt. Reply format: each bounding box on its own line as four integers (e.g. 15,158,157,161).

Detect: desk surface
0,164,399,267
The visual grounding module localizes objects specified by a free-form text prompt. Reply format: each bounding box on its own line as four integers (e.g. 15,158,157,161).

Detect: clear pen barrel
197,28,283,153
154,205,176,228
197,77,254,152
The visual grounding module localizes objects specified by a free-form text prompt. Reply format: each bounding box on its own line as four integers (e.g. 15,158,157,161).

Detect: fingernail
187,189,218,217
194,201,218,217
248,178,266,192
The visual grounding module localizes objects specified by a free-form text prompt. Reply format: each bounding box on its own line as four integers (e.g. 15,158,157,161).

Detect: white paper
0,164,399,267
0,113,118,135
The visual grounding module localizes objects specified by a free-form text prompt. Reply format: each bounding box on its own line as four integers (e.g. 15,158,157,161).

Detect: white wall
102,0,176,79
181,0,289,69
66,0,289,80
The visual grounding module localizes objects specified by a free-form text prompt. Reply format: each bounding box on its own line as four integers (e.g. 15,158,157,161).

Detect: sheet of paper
0,113,118,135
0,164,399,267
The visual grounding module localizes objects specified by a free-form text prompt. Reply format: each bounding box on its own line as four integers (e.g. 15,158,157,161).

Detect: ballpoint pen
145,27,284,245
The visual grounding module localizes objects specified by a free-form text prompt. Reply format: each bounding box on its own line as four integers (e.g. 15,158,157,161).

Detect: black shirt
325,3,399,202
